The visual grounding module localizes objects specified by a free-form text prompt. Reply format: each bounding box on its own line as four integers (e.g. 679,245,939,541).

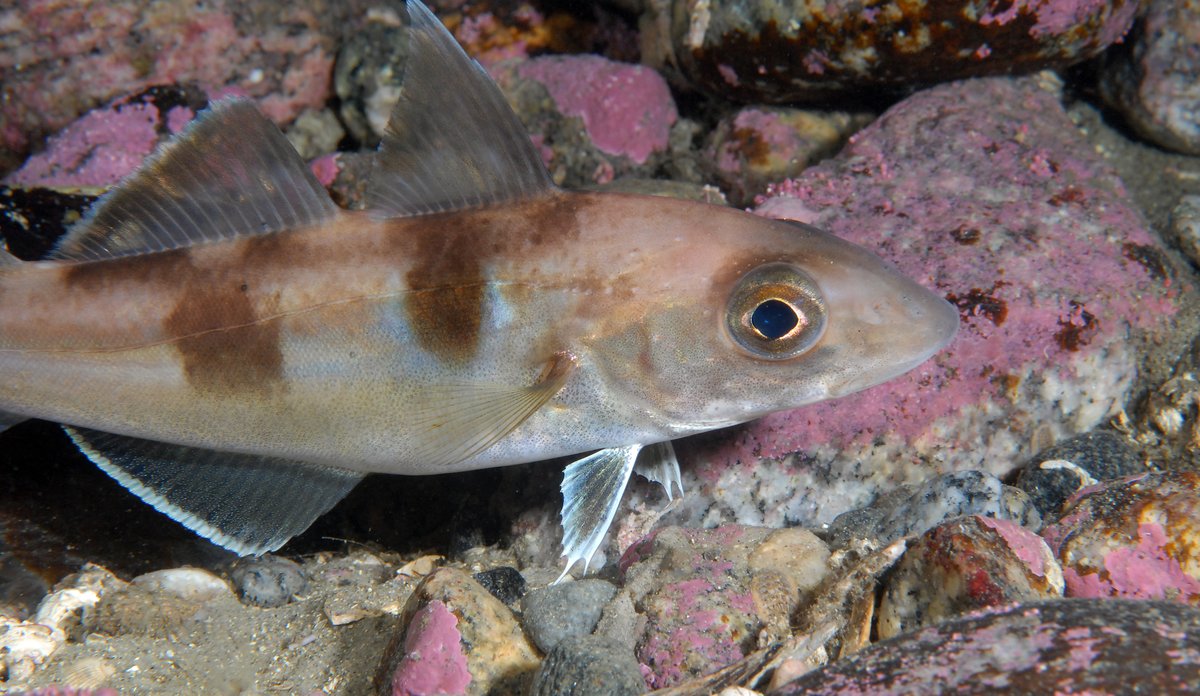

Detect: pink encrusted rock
672,76,1187,534
621,525,830,689
1041,470,1200,604
775,599,1200,694
0,0,379,168
642,0,1140,103
877,515,1064,640
497,56,677,187
391,600,472,696
379,568,540,696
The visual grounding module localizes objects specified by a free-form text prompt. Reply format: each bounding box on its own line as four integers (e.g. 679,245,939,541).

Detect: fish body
0,0,957,575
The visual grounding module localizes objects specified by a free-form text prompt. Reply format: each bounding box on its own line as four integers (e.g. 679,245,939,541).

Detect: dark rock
775,599,1200,694
530,634,644,696
230,555,308,607
1012,430,1142,518
642,0,1140,103
825,471,1040,549
521,578,617,653
473,566,526,607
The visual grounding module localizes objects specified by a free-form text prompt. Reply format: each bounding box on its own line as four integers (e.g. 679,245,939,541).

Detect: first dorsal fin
366,0,555,218
50,99,337,262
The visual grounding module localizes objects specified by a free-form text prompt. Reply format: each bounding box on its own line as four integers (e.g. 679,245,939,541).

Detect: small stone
379,568,539,696
876,515,1064,639
1169,195,1200,267
285,108,346,160
333,10,407,146
705,107,869,206
521,578,617,653
825,471,1041,549
1041,470,1200,604
775,599,1200,694
230,555,308,608
389,600,471,696
130,567,233,603
1013,430,1143,518
472,567,526,606
530,634,645,696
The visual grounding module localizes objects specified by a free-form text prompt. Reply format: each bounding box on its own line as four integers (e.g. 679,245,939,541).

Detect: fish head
583,196,959,431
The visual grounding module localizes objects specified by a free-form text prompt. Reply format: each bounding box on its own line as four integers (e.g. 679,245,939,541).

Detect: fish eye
726,263,826,360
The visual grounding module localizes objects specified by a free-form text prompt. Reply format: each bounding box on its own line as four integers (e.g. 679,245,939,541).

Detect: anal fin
634,441,684,500
556,444,642,584
64,426,363,556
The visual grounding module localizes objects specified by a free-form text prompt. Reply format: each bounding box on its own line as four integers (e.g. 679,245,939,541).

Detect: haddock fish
0,0,957,579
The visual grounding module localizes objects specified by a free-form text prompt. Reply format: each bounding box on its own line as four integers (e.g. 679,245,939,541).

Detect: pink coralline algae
516,56,677,166
1041,470,1200,605
676,76,1185,531
391,600,472,696
0,0,374,162
6,100,163,189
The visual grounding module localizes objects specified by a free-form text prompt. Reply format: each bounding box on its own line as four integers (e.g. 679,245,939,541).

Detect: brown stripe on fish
60,244,287,398
399,192,588,365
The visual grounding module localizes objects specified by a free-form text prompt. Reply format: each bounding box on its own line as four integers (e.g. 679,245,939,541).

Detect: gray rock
825,471,1041,548
530,634,644,696
1012,430,1142,518
229,555,307,608
474,566,526,607
521,578,617,653
333,5,408,146
1101,0,1200,155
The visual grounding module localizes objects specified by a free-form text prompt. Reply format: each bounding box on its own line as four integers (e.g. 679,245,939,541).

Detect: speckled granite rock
669,75,1188,539
823,471,1041,550
1012,430,1143,518
0,0,385,169
641,0,1140,103
1101,0,1200,156
1040,470,1200,604
621,525,830,689
877,515,1063,639
380,568,540,696
775,599,1200,694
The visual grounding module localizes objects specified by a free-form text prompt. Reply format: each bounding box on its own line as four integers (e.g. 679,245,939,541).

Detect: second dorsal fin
50,99,338,262
366,0,555,219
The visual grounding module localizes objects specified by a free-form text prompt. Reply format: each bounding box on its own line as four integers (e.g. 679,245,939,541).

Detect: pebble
230,555,308,608
333,10,408,145
876,515,1063,639
382,567,539,696
1012,429,1143,518
130,567,233,603
530,634,645,696
1169,194,1200,268
472,566,526,607
521,578,617,653
776,598,1200,694
1041,470,1200,604
824,471,1041,549
1100,0,1200,155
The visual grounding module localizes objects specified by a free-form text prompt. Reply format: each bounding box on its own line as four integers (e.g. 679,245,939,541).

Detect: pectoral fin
64,426,363,555
634,441,684,500
409,352,575,468
556,444,642,584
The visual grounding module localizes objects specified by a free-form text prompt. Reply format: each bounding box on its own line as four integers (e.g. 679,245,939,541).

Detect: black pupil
751,299,799,340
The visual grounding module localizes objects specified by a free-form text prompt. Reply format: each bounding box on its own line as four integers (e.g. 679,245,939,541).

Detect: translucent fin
366,0,554,218
64,426,363,555
409,352,574,468
50,99,337,262
634,440,684,501
555,444,642,584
